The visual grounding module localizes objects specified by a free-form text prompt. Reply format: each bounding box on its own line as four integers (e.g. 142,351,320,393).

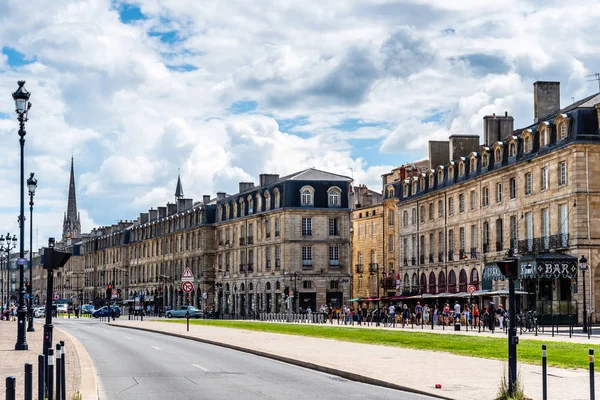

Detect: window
266,247,271,269
239,199,245,217
482,187,489,207
388,209,395,226
448,229,454,254
542,208,550,248
525,172,532,195
510,178,516,199
495,148,502,163
448,166,454,183
328,187,341,207
371,222,376,237
471,225,478,249
264,191,271,211
449,197,454,216
524,136,532,153
459,194,465,213
255,194,262,213
276,246,281,268
482,153,489,168
266,219,271,238
429,203,434,221
459,227,465,251
330,280,339,289
438,200,443,218
403,211,408,226
388,235,394,252
301,190,313,206
302,246,312,266
248,197,254,214
496,182,502,203
559,203,569,243
470,191,477,210
303,281,312,289
275,218,280,237
429,174,434,188
438,169,444,183
541,167,548,190
274,189,281,208
558,123,567,140
540,128,548,147
412,181,417,194
458,162,465,177
525,211,533,250
420,205,425,223
301,217,312,236
329,246,340,266
559,161,567,185
509,142,516,157
482,222,489,250
387,186,394,198
329,218,339,236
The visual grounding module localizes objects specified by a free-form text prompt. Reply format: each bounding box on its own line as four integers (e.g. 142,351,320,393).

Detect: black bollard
56,343,62,400
38,354,45,400
60,340,66,400
6,376,16,400
186,312,190,332
590,349,595,400
542,345,547,400
48,348,54,400
25,363,33,400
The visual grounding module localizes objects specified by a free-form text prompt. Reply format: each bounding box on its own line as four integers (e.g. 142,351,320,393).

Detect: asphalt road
55,318,437,400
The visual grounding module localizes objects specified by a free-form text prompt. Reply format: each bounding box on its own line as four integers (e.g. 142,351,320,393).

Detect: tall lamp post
13,80,32,350
26,172,37,332
580,255,588,333
0,234,18,312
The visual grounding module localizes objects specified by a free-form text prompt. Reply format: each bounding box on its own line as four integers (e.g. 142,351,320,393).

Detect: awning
483,253,578,281
348,298,361,302
481,289,529,296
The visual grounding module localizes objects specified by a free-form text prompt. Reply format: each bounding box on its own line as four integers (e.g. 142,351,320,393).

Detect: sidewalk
111,319,598,400
0,320,97,400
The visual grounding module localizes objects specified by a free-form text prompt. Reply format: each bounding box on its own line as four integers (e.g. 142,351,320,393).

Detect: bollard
60,341,66,400
590,349,595,400
48,348,54,400
186,313,190,332
542,345,547,400
38,354,45,400
589,316,592,340
25,363,33,400
6,376,16,400
56,343,62,400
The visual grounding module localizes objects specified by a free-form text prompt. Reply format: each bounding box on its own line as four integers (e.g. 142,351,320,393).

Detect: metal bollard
60,341,66,400
542,345,547,400
5,376,16,400
590,349,595,400
56,343,62,400
25,363,33,400
48,348,54,400
38,354,45,400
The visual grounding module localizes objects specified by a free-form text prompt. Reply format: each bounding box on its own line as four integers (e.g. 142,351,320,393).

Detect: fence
4,341,67,400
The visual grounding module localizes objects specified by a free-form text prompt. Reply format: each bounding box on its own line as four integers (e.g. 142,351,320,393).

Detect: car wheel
166,313,172,318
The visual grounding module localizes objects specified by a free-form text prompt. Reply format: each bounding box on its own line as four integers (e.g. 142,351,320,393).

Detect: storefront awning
483,253,578,281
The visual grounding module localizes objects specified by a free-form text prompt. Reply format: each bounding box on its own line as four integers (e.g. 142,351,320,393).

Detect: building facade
351,203,383,300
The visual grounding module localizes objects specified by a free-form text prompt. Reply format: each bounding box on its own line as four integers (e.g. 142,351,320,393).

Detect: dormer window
524,134,532,153
327,186,341,207
429,173,434,188
264,191,271,211
438,169,443,183
387,186,394,198
509,142,516,157
274,189,281,208
233,202,238,218
239,198,245,217
419,177,425,191
255,194,262,213
540,128,549,147
448,166,454,183
300,185,315,206
225,204,230,220
470,156,477,172
247,196,254,214
458,162,465,177
482,153,489,168
412,180,417,194
558,122,567,140
403,183,409,196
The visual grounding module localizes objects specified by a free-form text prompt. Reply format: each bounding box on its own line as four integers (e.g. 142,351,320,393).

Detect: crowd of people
0,302,17,321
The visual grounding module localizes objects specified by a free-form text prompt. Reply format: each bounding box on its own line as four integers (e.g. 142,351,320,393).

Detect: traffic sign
17,258,27,266
467,285,477,294
53,294,59,301
182,281,194,293
112,289,118,299
181,267,194,282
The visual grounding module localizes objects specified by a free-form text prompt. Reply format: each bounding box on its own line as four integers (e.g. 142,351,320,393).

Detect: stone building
213,169,352,315
351,202,384,300
386,81,600,324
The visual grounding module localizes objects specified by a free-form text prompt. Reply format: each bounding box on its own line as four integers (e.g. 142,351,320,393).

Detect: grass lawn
162,319,598,370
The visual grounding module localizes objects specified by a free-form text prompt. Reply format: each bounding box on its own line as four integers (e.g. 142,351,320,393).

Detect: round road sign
182,281,194,293
467,285,476,294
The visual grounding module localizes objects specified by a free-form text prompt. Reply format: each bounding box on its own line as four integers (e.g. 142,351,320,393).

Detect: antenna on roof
349,167,354,180
586,72,600,92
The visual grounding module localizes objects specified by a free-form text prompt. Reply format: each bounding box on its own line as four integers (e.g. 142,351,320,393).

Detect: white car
57,304,68,313
34,306,46,318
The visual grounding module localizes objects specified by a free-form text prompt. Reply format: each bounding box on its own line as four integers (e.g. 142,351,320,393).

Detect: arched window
428,272,436,294
448,270,457,293
216,205,222,222
264,191,271,211
495,148,501,163
420,273,427,294
247,196,254,214
239,198,245,217
429,173,434,188
411,273,418,291
387,186,394,198
458,162,465,177
328,186,341,207
438,169,444,183
438,271,446,293
403,273,410,291
459,269,467,292
273,189,281,208
509,142,516,157
470,268,479,288
470,156,477,171
540,128,548,147
300,186,314,206
524,136,532,153
448,166,454,182
559,123,567,140
255,194,262,213
412,181,417,194
266,282,271,291
482,153,489,168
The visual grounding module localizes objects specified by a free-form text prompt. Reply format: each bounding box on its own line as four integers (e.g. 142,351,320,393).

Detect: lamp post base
27,309,35,332
15,308,29,350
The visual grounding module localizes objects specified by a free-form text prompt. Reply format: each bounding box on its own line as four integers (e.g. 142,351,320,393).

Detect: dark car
92,306,121,318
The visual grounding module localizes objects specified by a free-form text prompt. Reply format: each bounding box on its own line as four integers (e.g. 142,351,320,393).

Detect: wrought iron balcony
517,234,569,253
496,241,503,251
438,252,444,262
459,249,466,259
247,236,254,245
381,277,396,289
239,237,245,246
429,253,434,263
470,248,478,258
275,230,280,237
517,239,533,253
369,263,378,274
403,258,408,266
411,257,416,266
448,251,454,261
266,232,271,239
355,264,364,273
549,233,569,249
247,263,254,272
483,243,489,253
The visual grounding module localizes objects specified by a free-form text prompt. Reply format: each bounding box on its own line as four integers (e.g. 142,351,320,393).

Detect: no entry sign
182,281,194,293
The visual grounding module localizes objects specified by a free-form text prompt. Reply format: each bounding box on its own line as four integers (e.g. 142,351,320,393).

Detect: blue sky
0,0,599,247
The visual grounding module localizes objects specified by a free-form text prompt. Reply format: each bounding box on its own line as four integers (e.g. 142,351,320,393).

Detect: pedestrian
11,304,17,321
389,304,396,327
463,304,470,326
488,302,496,331
415,302,423,325
423,304,430,324
402,304,410,326
356,307,362,326
306,305,312,315
473,304,479,328
498,304,505,329
433,304,439,326
443,303,450,326
454,301,461,324
327,304,333,324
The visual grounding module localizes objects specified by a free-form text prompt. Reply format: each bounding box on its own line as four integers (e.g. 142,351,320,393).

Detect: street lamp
0,234,18,313
26,172,37,332
579,255,588,333
13,80,32,351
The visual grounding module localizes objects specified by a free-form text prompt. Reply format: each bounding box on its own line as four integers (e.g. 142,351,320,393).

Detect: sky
0,0,599,251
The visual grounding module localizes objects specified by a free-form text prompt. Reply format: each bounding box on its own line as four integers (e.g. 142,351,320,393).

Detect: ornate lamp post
26,172,37,332
0,234,18,312
580,255,588,333
13,80,32,350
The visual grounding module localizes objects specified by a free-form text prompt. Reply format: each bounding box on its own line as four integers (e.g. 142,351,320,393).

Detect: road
55,318,437,400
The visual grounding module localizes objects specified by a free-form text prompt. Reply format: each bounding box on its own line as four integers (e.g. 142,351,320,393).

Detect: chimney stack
428,141,450,169
483,112,514,145
534,81,560,122
449,135,480,160
238,182,255,193
203,195,211,205
217,192,226,201
259,174,280,187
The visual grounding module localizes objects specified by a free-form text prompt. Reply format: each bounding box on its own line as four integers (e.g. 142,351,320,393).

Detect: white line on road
151,345,161,350
192,364,209,371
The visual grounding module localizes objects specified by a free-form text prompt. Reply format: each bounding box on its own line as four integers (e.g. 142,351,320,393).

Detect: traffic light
497,259,519,279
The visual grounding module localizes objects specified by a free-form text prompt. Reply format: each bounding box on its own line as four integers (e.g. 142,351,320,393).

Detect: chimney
499,112,514,140
449,135,480,160
483,112,514,145
139,212,149,224
203,195,211,205
217,192,226,201
428,141,450,169
259,174,280,187
178,198,193,212
166,203,177,216
158,206,167,219
149,208,158,222
534,81,560,122
238,182,255,193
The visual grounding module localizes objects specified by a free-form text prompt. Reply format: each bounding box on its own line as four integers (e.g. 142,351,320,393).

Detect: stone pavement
0,320,97,400
111,319,599,400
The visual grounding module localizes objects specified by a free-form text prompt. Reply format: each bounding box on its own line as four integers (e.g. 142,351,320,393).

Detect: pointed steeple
175,172,184,199
63,157,81,240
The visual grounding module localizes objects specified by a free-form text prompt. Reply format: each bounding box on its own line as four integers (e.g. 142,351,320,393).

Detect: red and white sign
467,285,477,294
182,281,194,293
53,294,59,301
181,267,194,282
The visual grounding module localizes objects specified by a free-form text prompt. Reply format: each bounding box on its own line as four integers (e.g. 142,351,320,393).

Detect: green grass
162,319,598,370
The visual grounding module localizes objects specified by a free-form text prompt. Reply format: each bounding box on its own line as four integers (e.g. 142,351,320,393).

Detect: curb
109,322,452,400
55,326,99,400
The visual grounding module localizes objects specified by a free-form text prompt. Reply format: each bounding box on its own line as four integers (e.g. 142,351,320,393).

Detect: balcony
355,264,364,273
411,257,416,266
438,252,444,262
239,264,246,273
247,236,254,245
496,241,503,252
369,263,378,274
403,258,408,266
329,260,340,267
448,251,454,261
549,233,569,248
239,237,245,246
517,239,533,253
517,234,568,254
275,230,280,237
419,255,425,265
247,263,254,272
380,277,396,289
483,243,489,253
470,248,478,258
275,259,281,270
459,249,466,259
429,253,434,263
266,232,271,239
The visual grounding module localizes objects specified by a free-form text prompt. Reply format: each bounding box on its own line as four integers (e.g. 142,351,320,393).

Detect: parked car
56,304,68,314
92,306,121,318
165,306,203,319
34,306,46,318
81,304,95,314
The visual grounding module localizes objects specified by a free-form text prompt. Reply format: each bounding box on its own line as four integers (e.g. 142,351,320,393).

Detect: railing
239,237,245,246
240,264,246,273
266,232,271,239
420,255,425,265
247,263,254,272
518,239,533,253
470,247,477,258
411,257,416,266
355,264,364,273
381,277,396,289
448,251,454,261
438,252,444,262
369,263,378,274
496,241,503,251
549,233,569,249
275,230,280,237
429,253,434,263
459,249,466,259
247,236,254,245
403,258,408,266
483,243,489,253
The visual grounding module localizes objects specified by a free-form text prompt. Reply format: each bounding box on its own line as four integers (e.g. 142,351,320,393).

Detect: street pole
580,255,588,333
27,173,37,332
508,275,517,396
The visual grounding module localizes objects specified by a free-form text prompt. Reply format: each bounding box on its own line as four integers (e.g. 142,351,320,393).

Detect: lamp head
579,255,588,271
27,172,37,194
12,80,31,115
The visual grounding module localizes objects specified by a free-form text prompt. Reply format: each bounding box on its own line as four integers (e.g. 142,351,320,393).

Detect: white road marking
192,364,209,371
151,345,161,350
124,336,132,340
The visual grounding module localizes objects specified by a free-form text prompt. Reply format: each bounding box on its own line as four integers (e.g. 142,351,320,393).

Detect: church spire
63,157,81,240
175,171,184,199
